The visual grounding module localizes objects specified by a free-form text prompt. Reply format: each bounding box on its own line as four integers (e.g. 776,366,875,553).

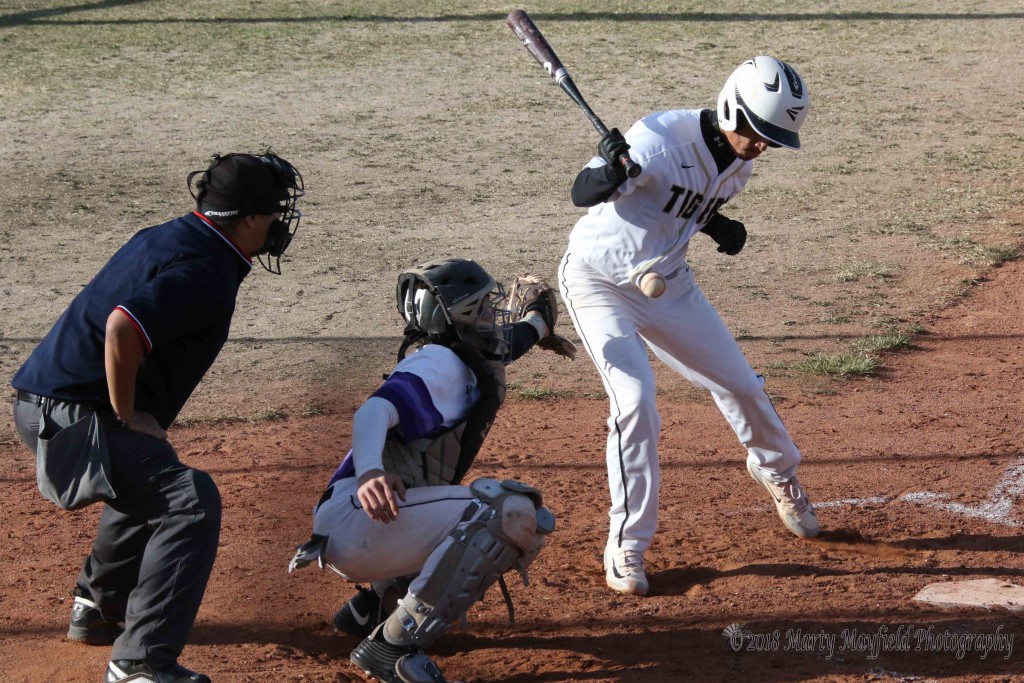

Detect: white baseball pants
313,479,477,593
558,254,801,552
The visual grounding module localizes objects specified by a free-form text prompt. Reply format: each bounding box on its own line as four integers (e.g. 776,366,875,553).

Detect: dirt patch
2,3,1024,682
2,253,1023,683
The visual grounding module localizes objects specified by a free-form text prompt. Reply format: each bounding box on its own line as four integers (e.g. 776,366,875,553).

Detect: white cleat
604,546,649,596
747,461,820,539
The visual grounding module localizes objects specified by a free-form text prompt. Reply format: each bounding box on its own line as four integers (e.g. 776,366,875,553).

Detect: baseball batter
557,56,820,597
288,259,569,683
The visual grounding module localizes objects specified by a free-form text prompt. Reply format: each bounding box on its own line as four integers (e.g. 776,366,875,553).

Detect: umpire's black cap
189,153,291,219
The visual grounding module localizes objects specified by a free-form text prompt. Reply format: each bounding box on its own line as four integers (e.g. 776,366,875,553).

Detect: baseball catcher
288,258,568,683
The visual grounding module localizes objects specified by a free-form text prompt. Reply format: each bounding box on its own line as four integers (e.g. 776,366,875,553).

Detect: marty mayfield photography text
724,624,1015,661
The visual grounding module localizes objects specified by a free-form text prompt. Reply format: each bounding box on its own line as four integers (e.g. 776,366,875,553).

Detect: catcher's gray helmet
717,56,809,150
396,258,511,357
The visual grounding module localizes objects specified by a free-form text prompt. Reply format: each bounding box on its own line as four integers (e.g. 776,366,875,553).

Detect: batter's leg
639,270,800,477
638,271,818,538
559,256,661,553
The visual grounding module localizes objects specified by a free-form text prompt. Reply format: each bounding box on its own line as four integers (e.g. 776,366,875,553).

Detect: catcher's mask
717,56,808,150
188,151,304,274
396,258,511,359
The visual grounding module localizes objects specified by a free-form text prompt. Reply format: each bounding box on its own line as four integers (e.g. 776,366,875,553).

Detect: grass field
3,2,1022,367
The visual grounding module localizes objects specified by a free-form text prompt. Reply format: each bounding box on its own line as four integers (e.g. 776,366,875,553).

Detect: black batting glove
701,213,747,255
597,128,630,185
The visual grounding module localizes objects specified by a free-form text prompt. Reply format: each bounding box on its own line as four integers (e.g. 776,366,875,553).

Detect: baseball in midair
639,271,666,298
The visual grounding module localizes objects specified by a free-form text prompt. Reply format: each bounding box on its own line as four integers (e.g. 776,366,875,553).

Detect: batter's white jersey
560,108,801,554
568,109,752,286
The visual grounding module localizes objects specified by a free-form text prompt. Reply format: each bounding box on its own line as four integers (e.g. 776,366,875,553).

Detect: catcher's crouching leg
334,577,412,638
350,478,555,683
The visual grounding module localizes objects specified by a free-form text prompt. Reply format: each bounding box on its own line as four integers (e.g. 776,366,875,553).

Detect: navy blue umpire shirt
12,212,253,429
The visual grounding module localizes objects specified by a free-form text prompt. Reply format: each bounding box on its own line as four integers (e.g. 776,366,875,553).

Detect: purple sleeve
370,371,444,441
326,371,444,485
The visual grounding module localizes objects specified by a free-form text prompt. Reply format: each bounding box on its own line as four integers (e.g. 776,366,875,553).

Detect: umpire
11,152,304,683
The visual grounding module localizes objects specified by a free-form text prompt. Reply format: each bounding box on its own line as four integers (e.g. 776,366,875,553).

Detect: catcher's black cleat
394,653,450,683
349,626,449,683
104,659,209,683
333,584,383,638
67,587,124,645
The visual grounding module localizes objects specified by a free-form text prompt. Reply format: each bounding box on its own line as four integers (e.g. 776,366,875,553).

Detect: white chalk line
813,458,1024,528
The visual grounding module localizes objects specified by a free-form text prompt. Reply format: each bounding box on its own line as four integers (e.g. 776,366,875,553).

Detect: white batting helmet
717,56,809,150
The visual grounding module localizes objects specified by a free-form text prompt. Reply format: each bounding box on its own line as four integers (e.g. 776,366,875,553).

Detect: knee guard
383,478,555,648
468,478,555,585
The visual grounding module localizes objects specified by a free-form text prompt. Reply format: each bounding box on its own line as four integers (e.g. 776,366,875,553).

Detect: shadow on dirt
442,616,1023,682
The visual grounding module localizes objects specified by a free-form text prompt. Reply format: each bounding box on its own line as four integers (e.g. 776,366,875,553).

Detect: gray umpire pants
13,393,221,667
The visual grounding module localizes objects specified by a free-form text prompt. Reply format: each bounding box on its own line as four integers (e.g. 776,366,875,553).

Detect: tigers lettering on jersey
662,185,703,219
663,185,731,226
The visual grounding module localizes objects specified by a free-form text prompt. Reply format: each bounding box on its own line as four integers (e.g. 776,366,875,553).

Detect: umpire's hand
357,469,407,523
124,411,167,440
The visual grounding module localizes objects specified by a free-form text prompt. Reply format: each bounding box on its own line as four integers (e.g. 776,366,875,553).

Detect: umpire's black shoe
67,588,124,645
333,584,383,638
350,626,449,683
104,659,210,683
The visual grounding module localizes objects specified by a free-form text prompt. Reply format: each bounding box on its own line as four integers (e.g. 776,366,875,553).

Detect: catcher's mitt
508,274,577,360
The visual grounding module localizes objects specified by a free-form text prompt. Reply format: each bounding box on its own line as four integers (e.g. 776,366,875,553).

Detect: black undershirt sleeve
507,320,540,362
573,110,735,209
571,164,627,207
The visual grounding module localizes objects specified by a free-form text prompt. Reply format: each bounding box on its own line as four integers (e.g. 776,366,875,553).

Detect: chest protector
381,342,506,489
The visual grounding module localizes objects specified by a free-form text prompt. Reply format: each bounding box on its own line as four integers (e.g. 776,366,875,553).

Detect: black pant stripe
559,256,631,548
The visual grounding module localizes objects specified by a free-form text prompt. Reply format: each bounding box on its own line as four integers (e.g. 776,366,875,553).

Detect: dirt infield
2,2,1024,682
2,245,1022,682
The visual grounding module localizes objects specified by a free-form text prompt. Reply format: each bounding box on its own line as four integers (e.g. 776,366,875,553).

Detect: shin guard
383,478,555,648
